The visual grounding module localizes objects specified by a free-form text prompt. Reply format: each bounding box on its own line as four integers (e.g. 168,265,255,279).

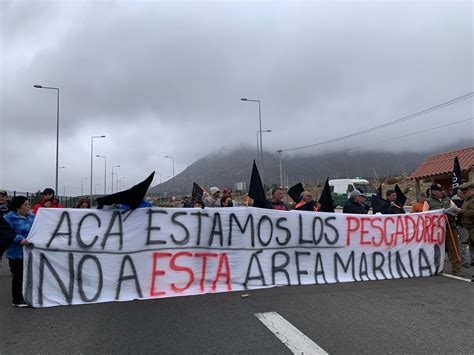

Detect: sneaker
12,302,28,308
452,271,465,278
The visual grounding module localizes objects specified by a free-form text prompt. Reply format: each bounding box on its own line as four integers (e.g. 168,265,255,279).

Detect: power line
183,118,472,189
275,117,472,181
345,117,473,153
281,92,474,152
283,117,473,158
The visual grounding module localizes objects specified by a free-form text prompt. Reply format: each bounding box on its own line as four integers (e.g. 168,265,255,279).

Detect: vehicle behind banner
329,178,377,207
23,207,446,308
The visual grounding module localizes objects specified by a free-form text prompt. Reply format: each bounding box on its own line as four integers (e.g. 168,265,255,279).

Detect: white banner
24,207,446,307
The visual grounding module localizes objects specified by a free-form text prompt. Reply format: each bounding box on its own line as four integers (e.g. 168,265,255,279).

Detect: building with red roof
410,146,474,195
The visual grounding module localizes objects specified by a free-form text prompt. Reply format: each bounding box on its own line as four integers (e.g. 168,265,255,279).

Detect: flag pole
445,216,460,261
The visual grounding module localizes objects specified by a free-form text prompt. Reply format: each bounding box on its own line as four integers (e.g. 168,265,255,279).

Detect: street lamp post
164,156,175,193
58,166,65,200
164,156,175,178
96,155,107,194
111,165,120,193
116,174,120,192
90,135,106,204
155,171,162,184
256,131,259,159
34,84,60,194
81,178,88,196
257,130,272,162
241,98,263,163
118,177,126,191
277,150,283,188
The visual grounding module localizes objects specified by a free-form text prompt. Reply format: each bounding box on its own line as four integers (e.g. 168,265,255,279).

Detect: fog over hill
148,140,473,196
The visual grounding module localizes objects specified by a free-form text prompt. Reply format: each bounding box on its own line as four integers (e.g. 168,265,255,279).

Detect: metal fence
7,191,250,208
7,191,80,208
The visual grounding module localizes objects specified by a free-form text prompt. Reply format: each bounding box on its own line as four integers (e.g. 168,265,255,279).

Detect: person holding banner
423,184,462,276
267,188,287,211
343,190,368,214
3,196,33,307
381,190,405,214
294,191,319,211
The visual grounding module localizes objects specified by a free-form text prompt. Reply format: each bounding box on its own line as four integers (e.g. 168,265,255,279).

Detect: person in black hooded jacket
0,190,14,257
381,190,405,214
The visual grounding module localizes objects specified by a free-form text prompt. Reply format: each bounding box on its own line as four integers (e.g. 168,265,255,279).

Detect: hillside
148,148,425,196
149,141,474,196
148,140,473,196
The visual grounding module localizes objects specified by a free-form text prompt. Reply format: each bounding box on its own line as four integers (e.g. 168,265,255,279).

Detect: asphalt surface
0,257,472,354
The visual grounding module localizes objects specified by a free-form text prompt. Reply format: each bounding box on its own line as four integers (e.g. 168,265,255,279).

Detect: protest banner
24,207,446,307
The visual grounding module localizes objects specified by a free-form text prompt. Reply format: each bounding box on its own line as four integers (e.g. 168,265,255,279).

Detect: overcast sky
1,0,472,195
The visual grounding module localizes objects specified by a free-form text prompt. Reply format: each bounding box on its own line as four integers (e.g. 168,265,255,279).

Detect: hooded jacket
33,197,63,214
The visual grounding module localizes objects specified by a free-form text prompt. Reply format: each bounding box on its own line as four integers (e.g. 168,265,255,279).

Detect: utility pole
277,150,283,188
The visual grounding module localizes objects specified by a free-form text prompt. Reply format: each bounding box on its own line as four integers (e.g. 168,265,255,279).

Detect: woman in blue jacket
3,196,34,307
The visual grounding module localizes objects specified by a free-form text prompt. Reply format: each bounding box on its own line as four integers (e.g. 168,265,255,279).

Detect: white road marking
255,311,328,354
441,273,472,283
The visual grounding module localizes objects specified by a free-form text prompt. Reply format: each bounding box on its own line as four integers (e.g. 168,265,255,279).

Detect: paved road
0,258,472,354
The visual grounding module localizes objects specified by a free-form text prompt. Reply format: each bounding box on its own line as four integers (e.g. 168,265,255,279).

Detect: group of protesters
178,186,305,211
342,181,474,277
0,188,94,307
186,182,474,278
0,189,49,306
0,188,83,307
1,179,473,307
178,187,237,208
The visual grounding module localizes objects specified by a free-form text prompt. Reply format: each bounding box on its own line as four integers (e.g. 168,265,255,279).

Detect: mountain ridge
149,140,473,196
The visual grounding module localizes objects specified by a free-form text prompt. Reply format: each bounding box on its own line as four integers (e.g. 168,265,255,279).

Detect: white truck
329,178,377,207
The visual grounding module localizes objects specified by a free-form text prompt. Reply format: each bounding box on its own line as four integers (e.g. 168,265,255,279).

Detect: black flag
376,184,382,198
248,160,268,208
371,194,390,214
288,183,304,203
191,182,204,202
97,172,155,210
394,184,407,207
318,178,335,213
452,156,463,193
